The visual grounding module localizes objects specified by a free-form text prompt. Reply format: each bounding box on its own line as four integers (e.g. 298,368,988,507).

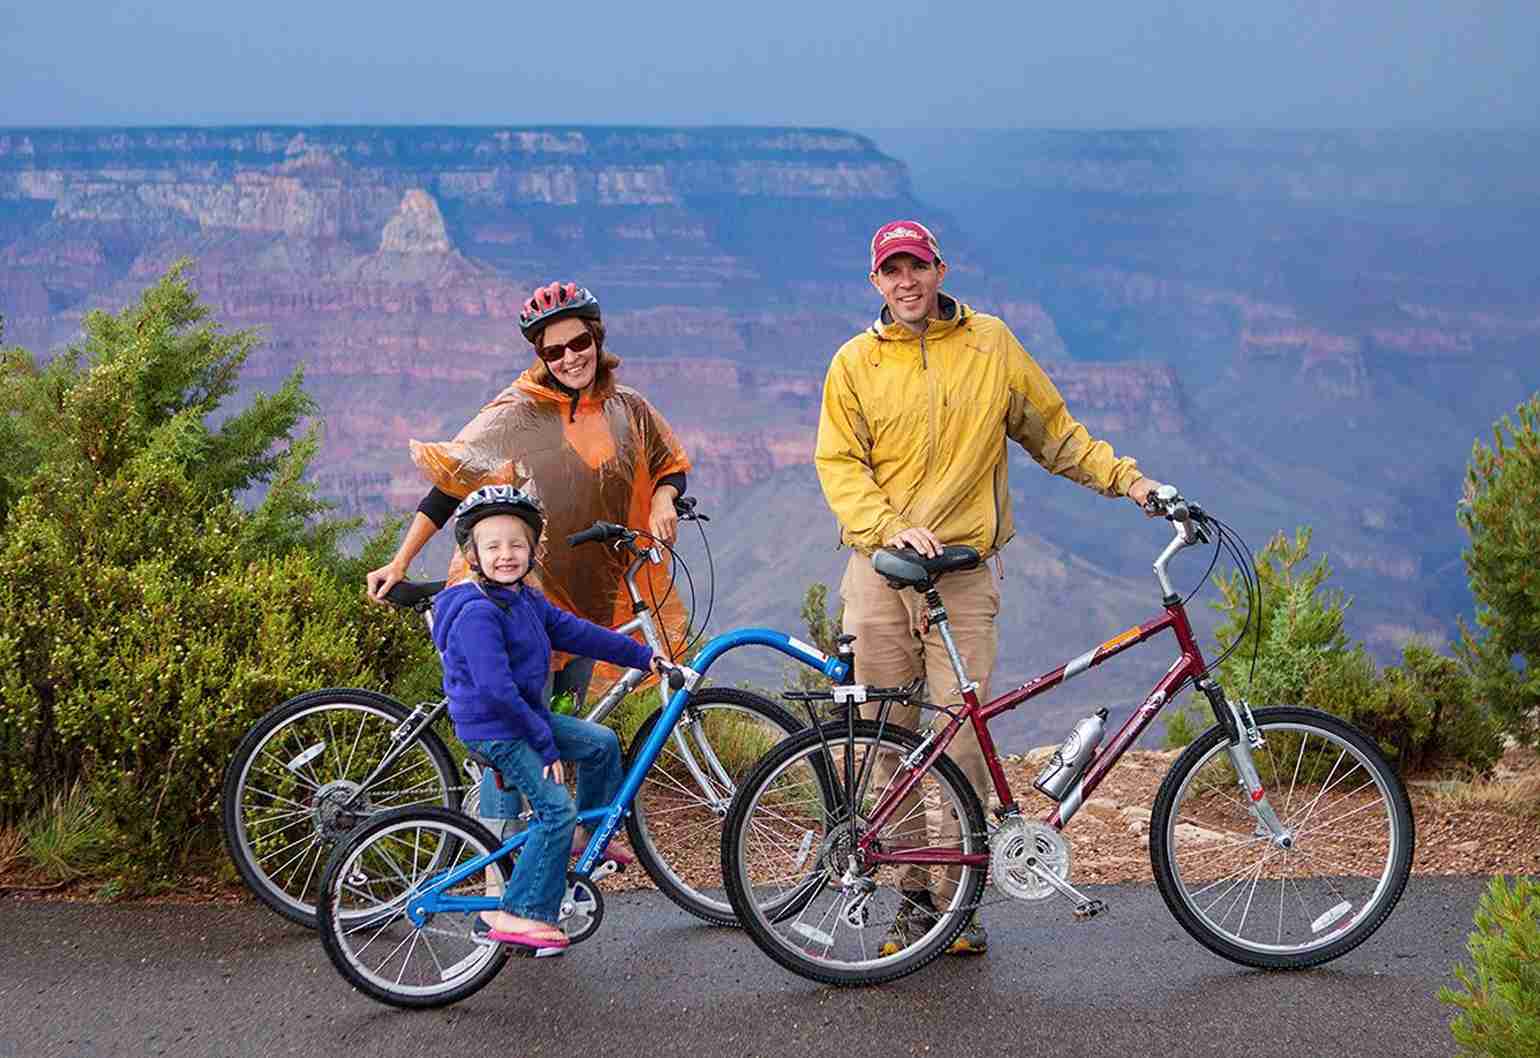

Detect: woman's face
541,317,598,392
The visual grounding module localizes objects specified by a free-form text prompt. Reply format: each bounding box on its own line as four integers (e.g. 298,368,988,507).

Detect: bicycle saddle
383,579,449,612
872,546,981,589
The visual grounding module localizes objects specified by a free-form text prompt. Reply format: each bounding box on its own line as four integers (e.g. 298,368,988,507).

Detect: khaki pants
839,552,999,900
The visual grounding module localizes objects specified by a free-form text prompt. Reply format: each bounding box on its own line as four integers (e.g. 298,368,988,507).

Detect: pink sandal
487,927,570,951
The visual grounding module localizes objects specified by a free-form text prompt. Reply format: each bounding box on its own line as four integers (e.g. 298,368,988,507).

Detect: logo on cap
869,220,941,271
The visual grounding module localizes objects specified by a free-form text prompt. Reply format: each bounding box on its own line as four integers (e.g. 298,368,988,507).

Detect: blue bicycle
317,613,850,1007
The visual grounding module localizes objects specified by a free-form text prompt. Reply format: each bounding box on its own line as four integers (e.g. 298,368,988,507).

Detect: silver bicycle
222,503,800,928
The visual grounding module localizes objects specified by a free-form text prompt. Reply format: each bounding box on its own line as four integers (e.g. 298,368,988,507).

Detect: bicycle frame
408,629,851,918
852,523,1258,871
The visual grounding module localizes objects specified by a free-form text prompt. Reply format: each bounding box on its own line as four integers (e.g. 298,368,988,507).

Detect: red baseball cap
869,220,942,272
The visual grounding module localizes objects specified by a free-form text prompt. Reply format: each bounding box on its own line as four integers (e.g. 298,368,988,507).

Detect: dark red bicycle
721,488,1414,986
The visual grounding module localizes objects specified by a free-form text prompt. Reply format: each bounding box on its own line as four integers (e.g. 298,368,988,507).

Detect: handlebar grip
567,522,628,547
567,525,608,547
666,667,685,691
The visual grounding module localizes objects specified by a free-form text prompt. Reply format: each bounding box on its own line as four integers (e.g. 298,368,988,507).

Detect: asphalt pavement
0,877,1483,1058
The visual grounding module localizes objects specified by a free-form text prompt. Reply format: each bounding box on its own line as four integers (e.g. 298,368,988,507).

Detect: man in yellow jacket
815,220,1161,957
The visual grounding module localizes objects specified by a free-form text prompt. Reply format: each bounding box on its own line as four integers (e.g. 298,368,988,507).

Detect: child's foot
570,828,635,867
480,910,568,949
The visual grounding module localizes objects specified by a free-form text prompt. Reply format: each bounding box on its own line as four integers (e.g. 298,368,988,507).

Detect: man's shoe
879,891,938,957
946,913,988,956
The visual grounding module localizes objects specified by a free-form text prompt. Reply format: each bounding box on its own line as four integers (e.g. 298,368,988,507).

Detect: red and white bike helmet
517,281,602,342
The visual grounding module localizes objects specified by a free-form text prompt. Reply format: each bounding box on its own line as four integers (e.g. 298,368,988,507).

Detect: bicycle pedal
1072,899,1108,921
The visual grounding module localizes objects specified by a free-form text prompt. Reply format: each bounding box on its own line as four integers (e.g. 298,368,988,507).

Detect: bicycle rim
724,722,986,985
318,808,510,1008
1152,707,1413,968
626,689,801,924
225,692,458,927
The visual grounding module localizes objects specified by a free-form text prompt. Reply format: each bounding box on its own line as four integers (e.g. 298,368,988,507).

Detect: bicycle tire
624,688,803,925
222,688,459,928
317,806,512,1009
722,719,987,986
1149,706,1414,969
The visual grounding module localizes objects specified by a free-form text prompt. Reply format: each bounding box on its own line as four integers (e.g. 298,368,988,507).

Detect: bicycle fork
1202,681,1292,849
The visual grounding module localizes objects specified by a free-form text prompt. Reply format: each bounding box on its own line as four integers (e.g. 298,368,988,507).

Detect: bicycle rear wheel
1150,706,1414,969
318,806,511,1009
625,688,803,924
722,719,987,986
222,689,459,928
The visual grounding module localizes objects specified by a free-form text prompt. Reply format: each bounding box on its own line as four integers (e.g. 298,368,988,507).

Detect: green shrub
1459,393,1540,748
20,785,114,881
0,266,436,875
1165,529,1501,772
1440,875,1540,1057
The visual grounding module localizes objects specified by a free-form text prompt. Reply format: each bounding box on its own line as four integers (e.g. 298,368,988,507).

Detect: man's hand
543,760,566,784
884,526,943,558
649,487,679,544
1127,477,1163,516
365,561,407,604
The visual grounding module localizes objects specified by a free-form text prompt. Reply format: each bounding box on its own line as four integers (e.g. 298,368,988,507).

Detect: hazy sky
4,1,1538,129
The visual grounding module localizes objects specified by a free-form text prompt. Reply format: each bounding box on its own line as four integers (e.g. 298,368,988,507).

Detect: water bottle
1033,708,1108,801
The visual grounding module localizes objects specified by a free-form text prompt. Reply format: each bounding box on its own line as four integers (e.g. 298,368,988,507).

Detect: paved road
1,878,1482,1058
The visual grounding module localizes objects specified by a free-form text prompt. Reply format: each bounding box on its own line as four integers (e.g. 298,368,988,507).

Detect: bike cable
634,517,717,662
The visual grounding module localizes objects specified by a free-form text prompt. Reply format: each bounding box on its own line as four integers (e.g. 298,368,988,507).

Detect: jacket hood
870,292,969,342
431,581,522,655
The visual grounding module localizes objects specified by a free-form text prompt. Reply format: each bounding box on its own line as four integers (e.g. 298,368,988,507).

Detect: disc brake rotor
991,817,1072,902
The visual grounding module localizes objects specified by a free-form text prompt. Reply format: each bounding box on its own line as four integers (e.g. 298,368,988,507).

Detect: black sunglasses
537,330,595,363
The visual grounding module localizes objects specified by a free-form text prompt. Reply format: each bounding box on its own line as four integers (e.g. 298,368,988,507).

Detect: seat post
923,587,973,696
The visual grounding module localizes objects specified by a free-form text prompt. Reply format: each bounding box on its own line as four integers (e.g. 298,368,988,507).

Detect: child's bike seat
463,747,508,790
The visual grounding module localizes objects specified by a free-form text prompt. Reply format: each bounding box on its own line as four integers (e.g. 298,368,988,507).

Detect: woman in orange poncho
366,281,693,713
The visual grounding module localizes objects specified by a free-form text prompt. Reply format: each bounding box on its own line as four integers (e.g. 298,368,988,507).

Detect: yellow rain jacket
815,294,1142,556
410,363,692,676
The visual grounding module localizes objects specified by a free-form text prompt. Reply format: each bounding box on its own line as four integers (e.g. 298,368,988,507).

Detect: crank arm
1026,862,1108,919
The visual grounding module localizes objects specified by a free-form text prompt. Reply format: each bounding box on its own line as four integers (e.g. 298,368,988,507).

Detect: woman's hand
543,760,566,784
649,487,679,544
365,561,408,604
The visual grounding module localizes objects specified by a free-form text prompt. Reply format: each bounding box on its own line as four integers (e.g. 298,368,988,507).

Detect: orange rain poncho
410,363,692,679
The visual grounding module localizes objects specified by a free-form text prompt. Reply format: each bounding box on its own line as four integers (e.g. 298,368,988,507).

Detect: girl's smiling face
470,514,534,585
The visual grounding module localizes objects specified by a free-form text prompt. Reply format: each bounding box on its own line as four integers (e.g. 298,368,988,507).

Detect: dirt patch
5,747,1537,908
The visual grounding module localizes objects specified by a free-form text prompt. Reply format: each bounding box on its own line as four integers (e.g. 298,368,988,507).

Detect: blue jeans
477,657,596,827
465,713,622,923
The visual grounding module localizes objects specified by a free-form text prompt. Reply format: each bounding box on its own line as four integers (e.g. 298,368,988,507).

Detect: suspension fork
1201,679,1291,845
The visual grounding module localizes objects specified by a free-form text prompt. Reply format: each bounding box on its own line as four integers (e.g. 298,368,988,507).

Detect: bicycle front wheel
625,688,803,924
1150,706,1414,969
722,719,987,986
222,689,459,928
318,806,511,1009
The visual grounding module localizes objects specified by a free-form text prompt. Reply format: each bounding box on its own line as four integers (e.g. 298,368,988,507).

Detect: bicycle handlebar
566,496,707,548
566,521,629,547
1145,485,1211,544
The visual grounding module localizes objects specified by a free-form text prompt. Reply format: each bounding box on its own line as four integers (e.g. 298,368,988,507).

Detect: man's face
869,253,946,329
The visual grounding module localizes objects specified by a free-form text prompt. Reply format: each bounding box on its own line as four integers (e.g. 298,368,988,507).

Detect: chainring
991,817,1072,902
560,872,604,944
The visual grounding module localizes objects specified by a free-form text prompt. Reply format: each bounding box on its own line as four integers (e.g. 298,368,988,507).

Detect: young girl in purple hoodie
433,485,662,950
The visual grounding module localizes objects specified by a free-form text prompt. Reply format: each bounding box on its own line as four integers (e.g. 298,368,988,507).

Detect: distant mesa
380,190,452,255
